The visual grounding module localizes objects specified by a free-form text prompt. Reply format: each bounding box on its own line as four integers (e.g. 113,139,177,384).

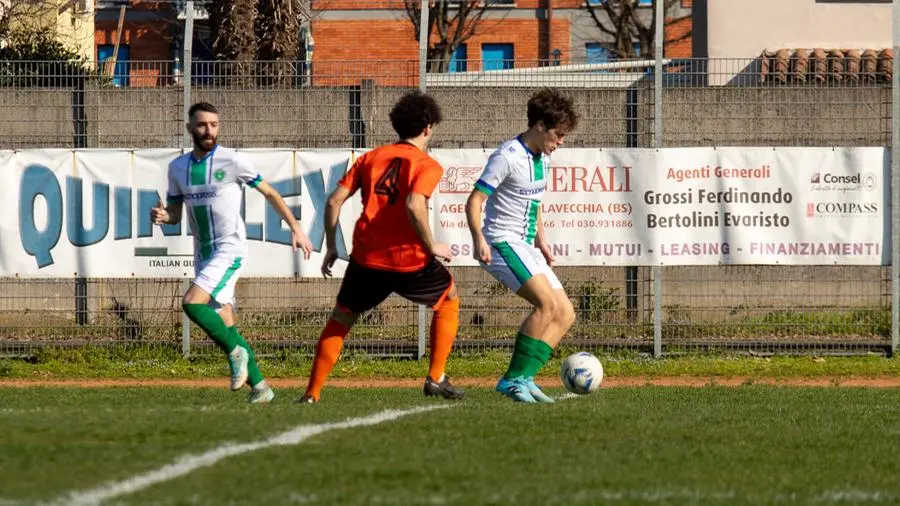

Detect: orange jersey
339,142,444,272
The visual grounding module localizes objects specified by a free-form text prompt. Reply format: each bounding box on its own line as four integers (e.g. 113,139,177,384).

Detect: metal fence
0,51,895,357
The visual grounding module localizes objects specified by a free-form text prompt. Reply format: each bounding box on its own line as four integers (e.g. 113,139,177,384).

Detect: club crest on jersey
214,169,226,182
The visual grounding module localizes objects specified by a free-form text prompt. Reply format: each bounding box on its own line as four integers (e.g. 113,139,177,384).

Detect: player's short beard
191,129,216,153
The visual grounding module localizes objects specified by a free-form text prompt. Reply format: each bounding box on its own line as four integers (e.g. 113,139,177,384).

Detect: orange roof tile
759,48,893,84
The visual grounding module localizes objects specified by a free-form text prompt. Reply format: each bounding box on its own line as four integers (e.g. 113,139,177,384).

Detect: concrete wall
0,84,887,149
662,87,891,147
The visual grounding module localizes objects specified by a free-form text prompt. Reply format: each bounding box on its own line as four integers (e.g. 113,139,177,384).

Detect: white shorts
194,254,244,309
482,240,563,293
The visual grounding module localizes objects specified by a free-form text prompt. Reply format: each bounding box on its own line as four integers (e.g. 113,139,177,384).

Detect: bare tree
584,0,690,59
255,0,300,84
206,0,327,85
208,0,259,62
256,0,300,61
403,0,495,73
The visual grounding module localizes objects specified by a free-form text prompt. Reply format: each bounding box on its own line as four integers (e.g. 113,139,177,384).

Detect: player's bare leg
540,288,576,348
298,307,358,403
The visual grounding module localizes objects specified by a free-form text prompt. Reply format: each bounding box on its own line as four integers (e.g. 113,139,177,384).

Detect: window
97,45,130,87
585,43,612,64
74,0,94,13
482,43,513,71
449,44,468,73
585,42,642,64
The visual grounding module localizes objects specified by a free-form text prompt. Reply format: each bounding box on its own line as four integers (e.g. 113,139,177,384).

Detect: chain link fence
0,55,893,357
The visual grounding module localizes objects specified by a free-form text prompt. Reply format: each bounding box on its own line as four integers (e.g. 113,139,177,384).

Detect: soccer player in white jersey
465,88,578,403
151,102,313,403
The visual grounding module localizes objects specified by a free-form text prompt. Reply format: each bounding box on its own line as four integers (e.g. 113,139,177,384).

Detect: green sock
183,303,238,355
523,339,554,379
504,332,542,379
229,326,264,387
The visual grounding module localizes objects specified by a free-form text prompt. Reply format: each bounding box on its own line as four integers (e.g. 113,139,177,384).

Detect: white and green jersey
474,136,549,245
166,145,263,262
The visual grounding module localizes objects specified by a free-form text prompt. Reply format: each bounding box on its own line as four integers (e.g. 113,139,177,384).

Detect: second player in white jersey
466,88,578,404
475,136,550,246
472,135,560,293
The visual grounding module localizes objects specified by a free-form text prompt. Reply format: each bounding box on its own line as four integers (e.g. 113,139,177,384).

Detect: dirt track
2,376,900,388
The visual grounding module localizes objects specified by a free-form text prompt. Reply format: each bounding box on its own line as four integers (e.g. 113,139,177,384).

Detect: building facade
6,0,96,61
310,0,693,73
693,0,891,85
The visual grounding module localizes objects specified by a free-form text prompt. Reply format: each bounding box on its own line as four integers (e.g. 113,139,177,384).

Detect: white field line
46,404,452,506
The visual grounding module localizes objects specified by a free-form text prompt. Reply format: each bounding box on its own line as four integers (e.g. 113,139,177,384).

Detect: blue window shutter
482,43,514,71
97,44,130,87
585,43,610,64
450,44,468,73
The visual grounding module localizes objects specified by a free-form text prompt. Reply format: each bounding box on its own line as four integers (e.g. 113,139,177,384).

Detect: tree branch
584,1,618,38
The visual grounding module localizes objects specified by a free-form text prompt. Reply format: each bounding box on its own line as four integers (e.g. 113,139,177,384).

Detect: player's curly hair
527,88,578,132
390,91,443,140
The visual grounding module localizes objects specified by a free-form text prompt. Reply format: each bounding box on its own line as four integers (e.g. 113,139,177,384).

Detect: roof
759,48,893,84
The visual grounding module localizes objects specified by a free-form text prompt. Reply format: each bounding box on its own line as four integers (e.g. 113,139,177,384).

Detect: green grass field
2,385,900,505
6,346,900,380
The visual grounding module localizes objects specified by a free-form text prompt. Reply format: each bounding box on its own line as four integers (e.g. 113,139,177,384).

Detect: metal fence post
73,74,88,326
181,1,194,358
652,0,664,358
182,278,192,358
624,88,640,323
418,0,428,95
415,0,429,360
182,1,194,149
891,0,899,357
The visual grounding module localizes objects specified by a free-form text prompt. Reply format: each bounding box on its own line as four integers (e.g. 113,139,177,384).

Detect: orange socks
428,296,459,381
306,297,458,399
304,318,350,401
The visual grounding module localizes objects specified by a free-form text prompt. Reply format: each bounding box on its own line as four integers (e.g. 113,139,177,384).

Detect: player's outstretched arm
407,192,452,262
465,190,491,264
254,180,313,259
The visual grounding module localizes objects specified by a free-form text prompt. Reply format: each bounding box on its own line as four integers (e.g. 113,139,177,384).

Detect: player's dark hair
526,88,578,132
389,91,443,140
189,102,219,120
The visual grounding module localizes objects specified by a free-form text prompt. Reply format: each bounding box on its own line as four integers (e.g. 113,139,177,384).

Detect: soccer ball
559,352,604,395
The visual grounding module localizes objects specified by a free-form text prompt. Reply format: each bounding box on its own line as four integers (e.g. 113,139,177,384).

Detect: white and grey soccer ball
559,352,604,395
